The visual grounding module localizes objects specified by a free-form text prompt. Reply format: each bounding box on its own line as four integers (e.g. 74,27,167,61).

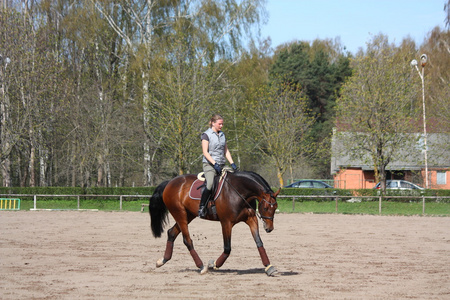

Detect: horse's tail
149,180,170,238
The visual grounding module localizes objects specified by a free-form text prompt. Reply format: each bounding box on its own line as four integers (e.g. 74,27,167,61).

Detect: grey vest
202,128,226,165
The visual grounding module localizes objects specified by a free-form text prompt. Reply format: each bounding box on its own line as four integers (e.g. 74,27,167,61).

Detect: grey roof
331,130,450,175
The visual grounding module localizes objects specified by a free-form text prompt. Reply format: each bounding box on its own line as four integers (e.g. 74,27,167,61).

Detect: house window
437,171,446,185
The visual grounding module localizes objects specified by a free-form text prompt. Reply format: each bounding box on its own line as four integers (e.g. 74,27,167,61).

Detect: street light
410,54,428,189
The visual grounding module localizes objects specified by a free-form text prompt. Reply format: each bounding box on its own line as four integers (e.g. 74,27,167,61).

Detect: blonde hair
209,114,223,127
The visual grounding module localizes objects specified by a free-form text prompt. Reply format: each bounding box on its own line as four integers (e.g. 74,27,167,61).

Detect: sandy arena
1,211,449,299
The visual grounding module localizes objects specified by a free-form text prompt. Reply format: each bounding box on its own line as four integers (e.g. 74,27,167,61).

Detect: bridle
224,177,277,221
258,195,278,220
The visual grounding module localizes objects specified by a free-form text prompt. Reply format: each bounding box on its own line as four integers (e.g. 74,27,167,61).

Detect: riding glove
213,163,222,174
231,163,238,171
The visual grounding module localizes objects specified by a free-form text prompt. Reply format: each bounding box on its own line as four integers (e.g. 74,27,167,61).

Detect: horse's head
258,188,280,233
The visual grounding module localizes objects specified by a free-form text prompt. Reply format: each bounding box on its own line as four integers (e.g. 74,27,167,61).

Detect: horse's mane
233,171,273,193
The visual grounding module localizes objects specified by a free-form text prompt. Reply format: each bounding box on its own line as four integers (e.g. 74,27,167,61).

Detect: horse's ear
273,188,281,197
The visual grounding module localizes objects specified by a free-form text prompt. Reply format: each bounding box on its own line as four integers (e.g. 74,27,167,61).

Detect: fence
0,194,150,211
277,195,450,215
0,194,448,215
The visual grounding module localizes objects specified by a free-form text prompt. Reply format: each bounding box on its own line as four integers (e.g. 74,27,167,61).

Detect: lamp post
410,54,428,189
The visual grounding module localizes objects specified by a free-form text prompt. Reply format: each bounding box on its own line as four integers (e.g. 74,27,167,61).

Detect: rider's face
212,119,224,133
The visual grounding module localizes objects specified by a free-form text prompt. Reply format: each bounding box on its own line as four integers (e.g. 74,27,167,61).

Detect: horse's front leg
208,221,232,270
246,216,278,276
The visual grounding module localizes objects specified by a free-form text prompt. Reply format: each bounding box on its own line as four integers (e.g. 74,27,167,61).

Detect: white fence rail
0,194,150,211
0,194,448,215
277,195,450,215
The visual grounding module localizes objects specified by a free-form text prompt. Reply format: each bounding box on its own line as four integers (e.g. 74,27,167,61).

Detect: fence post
34,195,37,210
379,195,382,215
120,195,123,210
77,195,80,210
422,195,425,215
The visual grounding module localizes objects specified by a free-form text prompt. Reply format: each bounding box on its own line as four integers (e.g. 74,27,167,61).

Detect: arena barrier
0,198,20,210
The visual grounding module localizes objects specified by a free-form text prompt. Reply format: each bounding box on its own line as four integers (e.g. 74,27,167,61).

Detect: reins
224,175,277,221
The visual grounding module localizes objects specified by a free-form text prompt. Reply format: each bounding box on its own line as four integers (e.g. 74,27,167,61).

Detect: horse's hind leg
157,213,206,273
156,223,181,267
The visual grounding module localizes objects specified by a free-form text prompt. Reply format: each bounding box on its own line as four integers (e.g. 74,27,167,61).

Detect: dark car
284,180,333,188
374,180,423,190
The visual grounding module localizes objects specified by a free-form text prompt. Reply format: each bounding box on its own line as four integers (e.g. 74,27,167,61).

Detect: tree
420,27,450,165
335,34,419,191
219,38,273,173
445,0,450,28
92,0,267,183
422,27,450,131
147,35,229,176
269,39,352,177
248,81,316,187
0,7,67,187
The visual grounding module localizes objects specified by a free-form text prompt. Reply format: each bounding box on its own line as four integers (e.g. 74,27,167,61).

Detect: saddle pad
189,179,205,200
188,172,227,200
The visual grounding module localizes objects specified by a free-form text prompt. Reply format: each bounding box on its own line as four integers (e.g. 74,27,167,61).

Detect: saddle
188,170,228,201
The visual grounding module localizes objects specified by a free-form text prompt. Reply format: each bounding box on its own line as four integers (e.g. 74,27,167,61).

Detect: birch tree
0,7,64,187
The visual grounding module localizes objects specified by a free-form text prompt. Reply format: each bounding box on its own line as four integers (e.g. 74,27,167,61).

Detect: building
331,129,450,189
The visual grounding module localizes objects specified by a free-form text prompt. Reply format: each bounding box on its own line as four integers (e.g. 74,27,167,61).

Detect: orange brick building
331,130,450,190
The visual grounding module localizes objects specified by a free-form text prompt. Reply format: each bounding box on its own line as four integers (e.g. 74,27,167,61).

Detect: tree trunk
0,72,11,187
142,72,152,186
277,166,284,187
29,143,36,187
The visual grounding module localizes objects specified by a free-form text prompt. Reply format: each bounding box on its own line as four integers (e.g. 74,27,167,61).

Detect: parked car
284,180,333,188
374,180,423,190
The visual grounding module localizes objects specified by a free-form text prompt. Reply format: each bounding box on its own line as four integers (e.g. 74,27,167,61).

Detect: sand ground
1,211,449,299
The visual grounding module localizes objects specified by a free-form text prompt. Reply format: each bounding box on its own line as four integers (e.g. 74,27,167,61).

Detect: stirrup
198,206,206,218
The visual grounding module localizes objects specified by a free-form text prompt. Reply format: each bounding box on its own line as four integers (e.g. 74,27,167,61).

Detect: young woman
198,114,238,218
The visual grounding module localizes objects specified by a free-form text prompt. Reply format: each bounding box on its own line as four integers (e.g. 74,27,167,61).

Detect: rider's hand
213,163,222,175
231,163,238,171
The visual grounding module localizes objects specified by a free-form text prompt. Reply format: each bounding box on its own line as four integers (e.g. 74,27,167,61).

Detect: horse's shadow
182,268,299,276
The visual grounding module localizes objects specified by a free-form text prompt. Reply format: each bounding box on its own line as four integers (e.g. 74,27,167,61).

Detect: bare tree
248,82,316,187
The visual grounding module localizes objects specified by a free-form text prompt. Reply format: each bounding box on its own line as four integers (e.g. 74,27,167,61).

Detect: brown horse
149,170,280,276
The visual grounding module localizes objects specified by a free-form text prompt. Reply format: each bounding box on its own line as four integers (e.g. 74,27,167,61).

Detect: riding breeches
202,163,219,190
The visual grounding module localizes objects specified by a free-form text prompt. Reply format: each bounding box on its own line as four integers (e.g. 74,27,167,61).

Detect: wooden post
422,195,425,215
379,195,382,215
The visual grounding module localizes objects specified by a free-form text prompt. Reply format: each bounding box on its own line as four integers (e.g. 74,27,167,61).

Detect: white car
374,180,424,190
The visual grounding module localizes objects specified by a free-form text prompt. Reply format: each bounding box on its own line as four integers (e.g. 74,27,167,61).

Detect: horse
148,170,280,276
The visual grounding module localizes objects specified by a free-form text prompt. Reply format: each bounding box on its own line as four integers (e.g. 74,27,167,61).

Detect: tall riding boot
198,188,212,218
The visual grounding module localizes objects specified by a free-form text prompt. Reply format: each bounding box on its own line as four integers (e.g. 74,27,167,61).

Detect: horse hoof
200,265,208,275
207,259,218,270
265,265,278,276
156,257,165,268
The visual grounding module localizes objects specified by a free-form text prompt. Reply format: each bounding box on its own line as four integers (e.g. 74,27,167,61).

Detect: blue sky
261,0,447,54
